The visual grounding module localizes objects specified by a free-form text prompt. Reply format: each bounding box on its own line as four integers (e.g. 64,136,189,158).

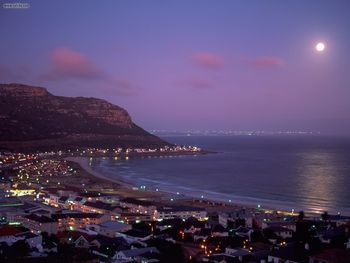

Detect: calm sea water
90,136,350,215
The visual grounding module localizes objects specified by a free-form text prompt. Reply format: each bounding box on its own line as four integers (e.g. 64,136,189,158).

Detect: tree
250,230,264,242
146,238,186,263
321,211,330,222
298,211,305,221
9,240,30,259
235,218,246,228
295,221,310,242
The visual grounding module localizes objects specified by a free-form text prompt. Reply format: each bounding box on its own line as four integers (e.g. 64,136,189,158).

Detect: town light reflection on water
298,150,339,214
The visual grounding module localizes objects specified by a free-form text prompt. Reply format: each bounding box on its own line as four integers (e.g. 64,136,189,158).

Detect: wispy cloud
249,56,285,69
192,52,224,69
42,48,104,81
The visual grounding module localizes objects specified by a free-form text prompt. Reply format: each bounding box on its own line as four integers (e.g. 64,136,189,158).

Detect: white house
156,205,207,220
94,220,132,238
113,246,160,262
116,229,152,244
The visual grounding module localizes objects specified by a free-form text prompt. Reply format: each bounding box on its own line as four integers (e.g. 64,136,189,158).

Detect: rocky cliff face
0,83,170,151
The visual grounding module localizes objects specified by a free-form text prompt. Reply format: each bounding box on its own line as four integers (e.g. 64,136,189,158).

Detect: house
266,225,294,239
233,226,253,240
211,224,228,237
205,248,253,263
205,218,220,229
0,226,42,248
155,205,207,220
320,227,346,244
74,235,92,248
51,212,110,231
345,237,350,249
117,229,152,243
184,225,201,235
70,196,86,209
22,214,58,235
90,235,129,250
156,218,183,232
327,215,350,227
56,231,95,248
120,198,157,218
57,196,70,209
96,195,120,204
119,212,152,223
309,248,350,263
225,247,252,258
80,201,122,216
262,221,296,232
203,253,236,263
42,188,61,207
16,232,42,249
0,199,28,224
42,240,58,253
183,217,205,234
0,179,11,191
268,244,310,263
95,221,132,238
113,246,160,262
218,211,254,228
193,228,211,242
57,187,80,198
23,201,60,216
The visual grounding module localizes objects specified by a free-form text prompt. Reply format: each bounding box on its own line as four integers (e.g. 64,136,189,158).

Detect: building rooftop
0,225,23,236
269,244,310,261
157,205,205,212
267,225,293,232
118,246,159,258
121,198,156,207
16,231,38,239
51,212,104,220
56,230,95,242
99,220,131,230
83,201,120,211
24,214,55,223
123,229,151,238
58,196,69,202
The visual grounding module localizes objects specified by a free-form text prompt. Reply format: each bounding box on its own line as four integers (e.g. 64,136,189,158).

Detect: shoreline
66,156,350,217
65,157,133,189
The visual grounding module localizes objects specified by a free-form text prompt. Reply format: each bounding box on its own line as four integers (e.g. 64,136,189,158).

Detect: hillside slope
0,83,170,151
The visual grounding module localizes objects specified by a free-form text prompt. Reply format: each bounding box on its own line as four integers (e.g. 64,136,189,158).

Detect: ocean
90,135,350,215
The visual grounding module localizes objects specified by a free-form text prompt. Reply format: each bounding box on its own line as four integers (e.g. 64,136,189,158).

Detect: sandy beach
64,156,167,199
65,156,132,188
64,156,279,215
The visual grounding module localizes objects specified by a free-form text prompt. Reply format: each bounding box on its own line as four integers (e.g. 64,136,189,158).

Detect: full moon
316,42,325,52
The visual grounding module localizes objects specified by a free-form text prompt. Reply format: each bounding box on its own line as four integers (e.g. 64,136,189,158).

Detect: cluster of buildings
1,151,350,262
1,185,350,262
65,145,202,157
0,188,209,262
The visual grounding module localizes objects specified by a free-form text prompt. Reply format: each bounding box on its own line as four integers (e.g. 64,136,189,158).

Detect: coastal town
0,148,349,263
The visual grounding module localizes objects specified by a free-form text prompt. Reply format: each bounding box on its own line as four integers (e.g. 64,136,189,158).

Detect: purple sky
1,1,350,134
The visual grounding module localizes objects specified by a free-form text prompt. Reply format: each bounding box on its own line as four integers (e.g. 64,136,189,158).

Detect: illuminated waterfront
91,135,350,215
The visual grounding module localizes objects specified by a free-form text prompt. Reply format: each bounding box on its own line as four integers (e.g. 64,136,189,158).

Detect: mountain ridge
0,83,170,151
